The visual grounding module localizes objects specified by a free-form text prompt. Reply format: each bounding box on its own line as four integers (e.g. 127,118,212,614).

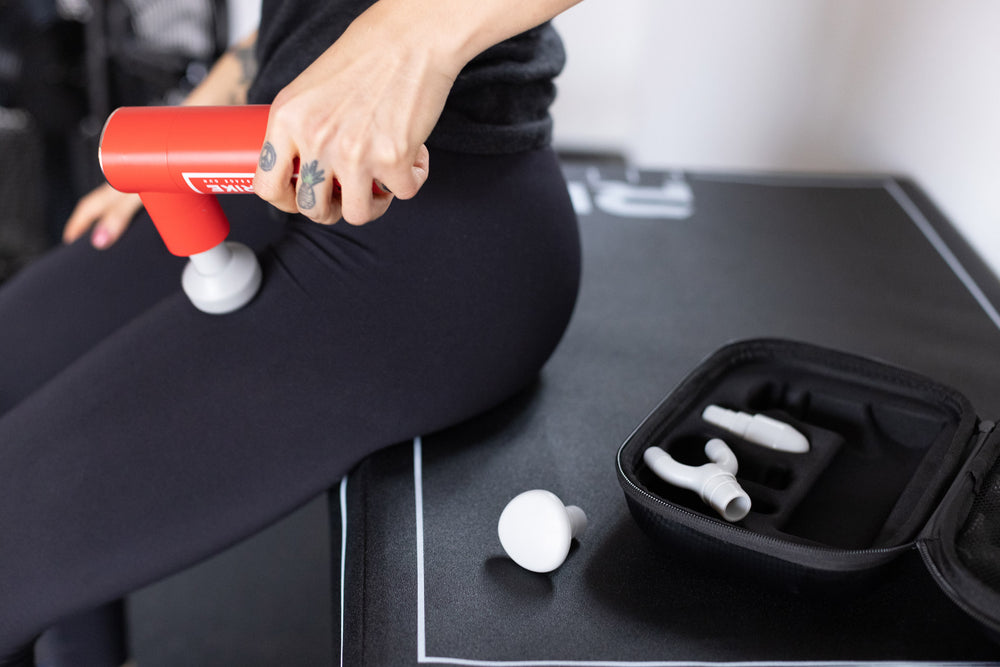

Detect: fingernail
92,227,110,249
375,180,392,194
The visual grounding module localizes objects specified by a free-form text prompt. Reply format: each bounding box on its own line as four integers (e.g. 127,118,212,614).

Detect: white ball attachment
497,490,587,573
644,439,752,522
181,241,262,314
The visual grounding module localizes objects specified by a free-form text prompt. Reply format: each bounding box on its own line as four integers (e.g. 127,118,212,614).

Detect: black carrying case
616,338,1000,640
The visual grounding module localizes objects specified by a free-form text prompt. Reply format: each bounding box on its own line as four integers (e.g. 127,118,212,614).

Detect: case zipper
916,539,1000,633
913,418,1000,634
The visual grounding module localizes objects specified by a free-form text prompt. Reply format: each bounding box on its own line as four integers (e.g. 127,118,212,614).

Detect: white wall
226,0,261,44
552,0,1000,278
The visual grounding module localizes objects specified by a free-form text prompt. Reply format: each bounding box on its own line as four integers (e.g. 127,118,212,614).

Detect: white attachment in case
702,405,810,453
643,439,751,522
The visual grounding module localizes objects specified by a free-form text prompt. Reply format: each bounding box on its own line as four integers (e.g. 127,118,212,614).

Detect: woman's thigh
0,147,579,648
0,196,284,414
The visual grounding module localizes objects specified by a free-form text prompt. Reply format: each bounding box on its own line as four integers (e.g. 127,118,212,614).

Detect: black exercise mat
333,166,1000,665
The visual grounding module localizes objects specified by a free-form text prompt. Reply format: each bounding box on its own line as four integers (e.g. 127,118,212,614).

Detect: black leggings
0,147,580,654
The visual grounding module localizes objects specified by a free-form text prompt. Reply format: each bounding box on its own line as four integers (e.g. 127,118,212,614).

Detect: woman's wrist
182,30,259,106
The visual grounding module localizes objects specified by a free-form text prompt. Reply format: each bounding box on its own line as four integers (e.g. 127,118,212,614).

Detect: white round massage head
497,490,587,573
182,241,262,314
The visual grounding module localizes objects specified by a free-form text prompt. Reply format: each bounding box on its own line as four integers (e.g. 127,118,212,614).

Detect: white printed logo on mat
567,167,693,220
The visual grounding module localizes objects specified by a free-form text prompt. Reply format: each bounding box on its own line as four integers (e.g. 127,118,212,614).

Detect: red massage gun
100,105,272,313
100,104,383,313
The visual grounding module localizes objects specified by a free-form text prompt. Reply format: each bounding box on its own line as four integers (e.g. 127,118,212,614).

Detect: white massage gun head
497,490,587,573
643,439,751,522
702,405,809,453
182,241,262,314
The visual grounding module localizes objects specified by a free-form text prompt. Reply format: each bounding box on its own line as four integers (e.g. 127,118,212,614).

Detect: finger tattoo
297,159,325,210
259,142,276,171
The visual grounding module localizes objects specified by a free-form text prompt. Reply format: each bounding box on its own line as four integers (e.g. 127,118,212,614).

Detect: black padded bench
333,165,1000,665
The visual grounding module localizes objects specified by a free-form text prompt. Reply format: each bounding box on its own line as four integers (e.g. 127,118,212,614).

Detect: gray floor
128,494,333,667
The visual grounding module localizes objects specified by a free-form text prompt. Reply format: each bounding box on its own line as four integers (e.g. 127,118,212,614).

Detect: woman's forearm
182,30,259,106
368,0,583,77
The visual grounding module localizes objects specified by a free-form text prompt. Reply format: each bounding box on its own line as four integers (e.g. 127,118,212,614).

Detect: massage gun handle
100,105,382,257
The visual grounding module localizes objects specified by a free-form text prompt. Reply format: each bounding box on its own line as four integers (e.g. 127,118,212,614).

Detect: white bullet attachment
643,439,751,522
702,405,810,453
497,490,587,573
181,241,262,314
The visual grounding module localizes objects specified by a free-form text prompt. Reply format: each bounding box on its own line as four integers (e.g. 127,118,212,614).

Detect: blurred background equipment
0,0,227,281
0,107,46,282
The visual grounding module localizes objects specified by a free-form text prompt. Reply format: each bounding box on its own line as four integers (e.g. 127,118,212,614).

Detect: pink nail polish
92,228,109,249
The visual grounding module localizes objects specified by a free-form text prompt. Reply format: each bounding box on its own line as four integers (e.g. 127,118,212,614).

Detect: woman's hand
253,0,457,226
62,184,143,250
256,0,583,225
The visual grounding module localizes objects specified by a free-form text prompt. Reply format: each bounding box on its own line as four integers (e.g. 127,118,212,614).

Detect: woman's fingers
337,144,429,225
383,144,430,201
63,185,116,243
295,159,344,225
253,138,299,214
255,125,429,227
90,194,143,249
62,185,143,249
